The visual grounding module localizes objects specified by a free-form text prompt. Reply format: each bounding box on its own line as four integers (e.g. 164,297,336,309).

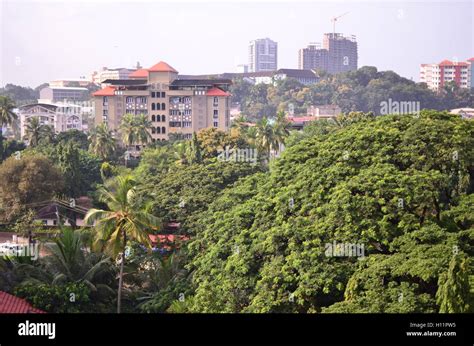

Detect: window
161,114,166,122
161,92,166,98
162,127,166,134
103,96,108,106
161,103,166,110
156,92,161,98
213,121,218,127
151,127,156,134
157,103,161,110
213,97,218,106
151,92,156,98
152,115,156,122
152,103,156,110
213,109,218,117
157,127,161,134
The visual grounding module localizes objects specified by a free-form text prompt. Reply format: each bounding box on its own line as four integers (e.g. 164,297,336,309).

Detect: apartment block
39,86,89,103
18,103,84,139
92,61,231,143
249,38,278,72
420,58,473,91
299,33,357,74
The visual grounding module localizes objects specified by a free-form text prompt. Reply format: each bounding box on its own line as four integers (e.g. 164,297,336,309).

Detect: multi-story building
39,86,89,103
91,67,136,84
49,78,92,88
298,33,357,74
420,58,473,91
92,61,232,143
18,103,84,140
249,38,278,72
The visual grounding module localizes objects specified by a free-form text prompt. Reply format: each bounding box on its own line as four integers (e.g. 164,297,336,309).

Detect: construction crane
331,12,349,37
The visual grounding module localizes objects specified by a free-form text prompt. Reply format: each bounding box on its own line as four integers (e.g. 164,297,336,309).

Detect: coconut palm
24,117,43,146
0,96,17,139
255,117,278,161
84,175,160,313
13,228,116,305
273,111,291,153
88,123,116,160
119,113,152,148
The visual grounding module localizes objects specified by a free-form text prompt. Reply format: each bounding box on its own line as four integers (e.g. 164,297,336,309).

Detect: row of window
169,121,192,128
151,92,166,98
151,127,167,134
170,109,192,116
151,115,166,122
151,103,166,110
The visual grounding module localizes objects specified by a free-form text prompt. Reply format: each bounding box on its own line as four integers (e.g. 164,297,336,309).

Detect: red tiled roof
92,86,116,96
129,69,149,78
206,87,231,96
148,61,178,73
439,60,468,66
0,291,45,313
468,57,474,62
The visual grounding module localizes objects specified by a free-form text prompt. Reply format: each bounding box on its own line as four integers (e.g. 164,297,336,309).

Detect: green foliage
232,66,474,121
187,111,474,313
14,282,92,313
0,155,64,222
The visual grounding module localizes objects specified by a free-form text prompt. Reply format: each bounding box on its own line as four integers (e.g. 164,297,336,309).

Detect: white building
18,103,86,140
420,59,472,91
249,38,278,72
92,67,136,84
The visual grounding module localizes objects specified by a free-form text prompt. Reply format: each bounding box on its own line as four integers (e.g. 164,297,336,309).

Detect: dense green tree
187,111,474,313
88,123,116,160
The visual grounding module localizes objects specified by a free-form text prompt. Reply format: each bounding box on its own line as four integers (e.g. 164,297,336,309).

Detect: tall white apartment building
249,38,278,72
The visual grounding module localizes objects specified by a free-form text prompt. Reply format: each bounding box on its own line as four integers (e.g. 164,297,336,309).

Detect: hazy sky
0,0,473,87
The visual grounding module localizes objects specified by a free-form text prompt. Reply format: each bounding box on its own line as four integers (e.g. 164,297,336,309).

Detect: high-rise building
249,38,278,72
298,33,358,74
420,58,473,91
92,61,232,144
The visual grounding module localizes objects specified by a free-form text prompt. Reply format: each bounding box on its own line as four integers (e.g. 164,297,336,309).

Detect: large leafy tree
85,175,161,313
187,111,474,313
0,155,64,222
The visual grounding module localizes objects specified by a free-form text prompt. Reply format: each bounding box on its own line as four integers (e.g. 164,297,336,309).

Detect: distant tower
136,61,142,69
248,38,278,72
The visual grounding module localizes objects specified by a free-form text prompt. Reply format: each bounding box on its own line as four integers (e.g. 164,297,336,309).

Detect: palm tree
13,228,116,305
119,113,152,148
84,175,160,313
88,123,116,160
24,117,42,146
0,96,17,139
273,111,291,153
255,117,278,161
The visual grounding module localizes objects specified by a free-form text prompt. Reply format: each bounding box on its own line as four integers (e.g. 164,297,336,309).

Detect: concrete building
92,61,232,143
91,67,136,84
274,69,318,85
18,103,85,140
299,33,358,74
49,78,92,88
39,86,89,103
307,104,342,117
420,58,473,91
249,38,278,72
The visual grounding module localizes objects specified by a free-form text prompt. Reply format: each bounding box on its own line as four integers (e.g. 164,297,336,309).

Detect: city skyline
1,0,473,87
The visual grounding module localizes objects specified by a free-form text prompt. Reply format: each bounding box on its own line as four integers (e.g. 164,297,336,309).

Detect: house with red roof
0,291,45,313
93,60,232,145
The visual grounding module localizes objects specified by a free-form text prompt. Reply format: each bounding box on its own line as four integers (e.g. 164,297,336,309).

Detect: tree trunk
117,231,127,314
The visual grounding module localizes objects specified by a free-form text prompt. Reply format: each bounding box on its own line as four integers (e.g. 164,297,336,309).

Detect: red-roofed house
206,87,231,97
148,61,178,73
129,69,149,78
92,86,116,96
420,58,472,91
0,291,45,313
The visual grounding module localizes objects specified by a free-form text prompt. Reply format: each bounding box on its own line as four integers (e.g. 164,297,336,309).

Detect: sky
0,0,473,87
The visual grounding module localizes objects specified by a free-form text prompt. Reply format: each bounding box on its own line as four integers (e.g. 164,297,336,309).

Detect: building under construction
298,33,358,74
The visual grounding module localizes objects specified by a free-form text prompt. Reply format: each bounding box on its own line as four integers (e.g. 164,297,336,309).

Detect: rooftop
0,291,45,313
148,61,178,73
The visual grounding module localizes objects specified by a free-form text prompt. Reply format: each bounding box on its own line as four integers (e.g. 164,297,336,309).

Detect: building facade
39,86,89,103
420,59,473,91
299,33,358,74
92,61,231,143
18,103,84,140
249,38,278,72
